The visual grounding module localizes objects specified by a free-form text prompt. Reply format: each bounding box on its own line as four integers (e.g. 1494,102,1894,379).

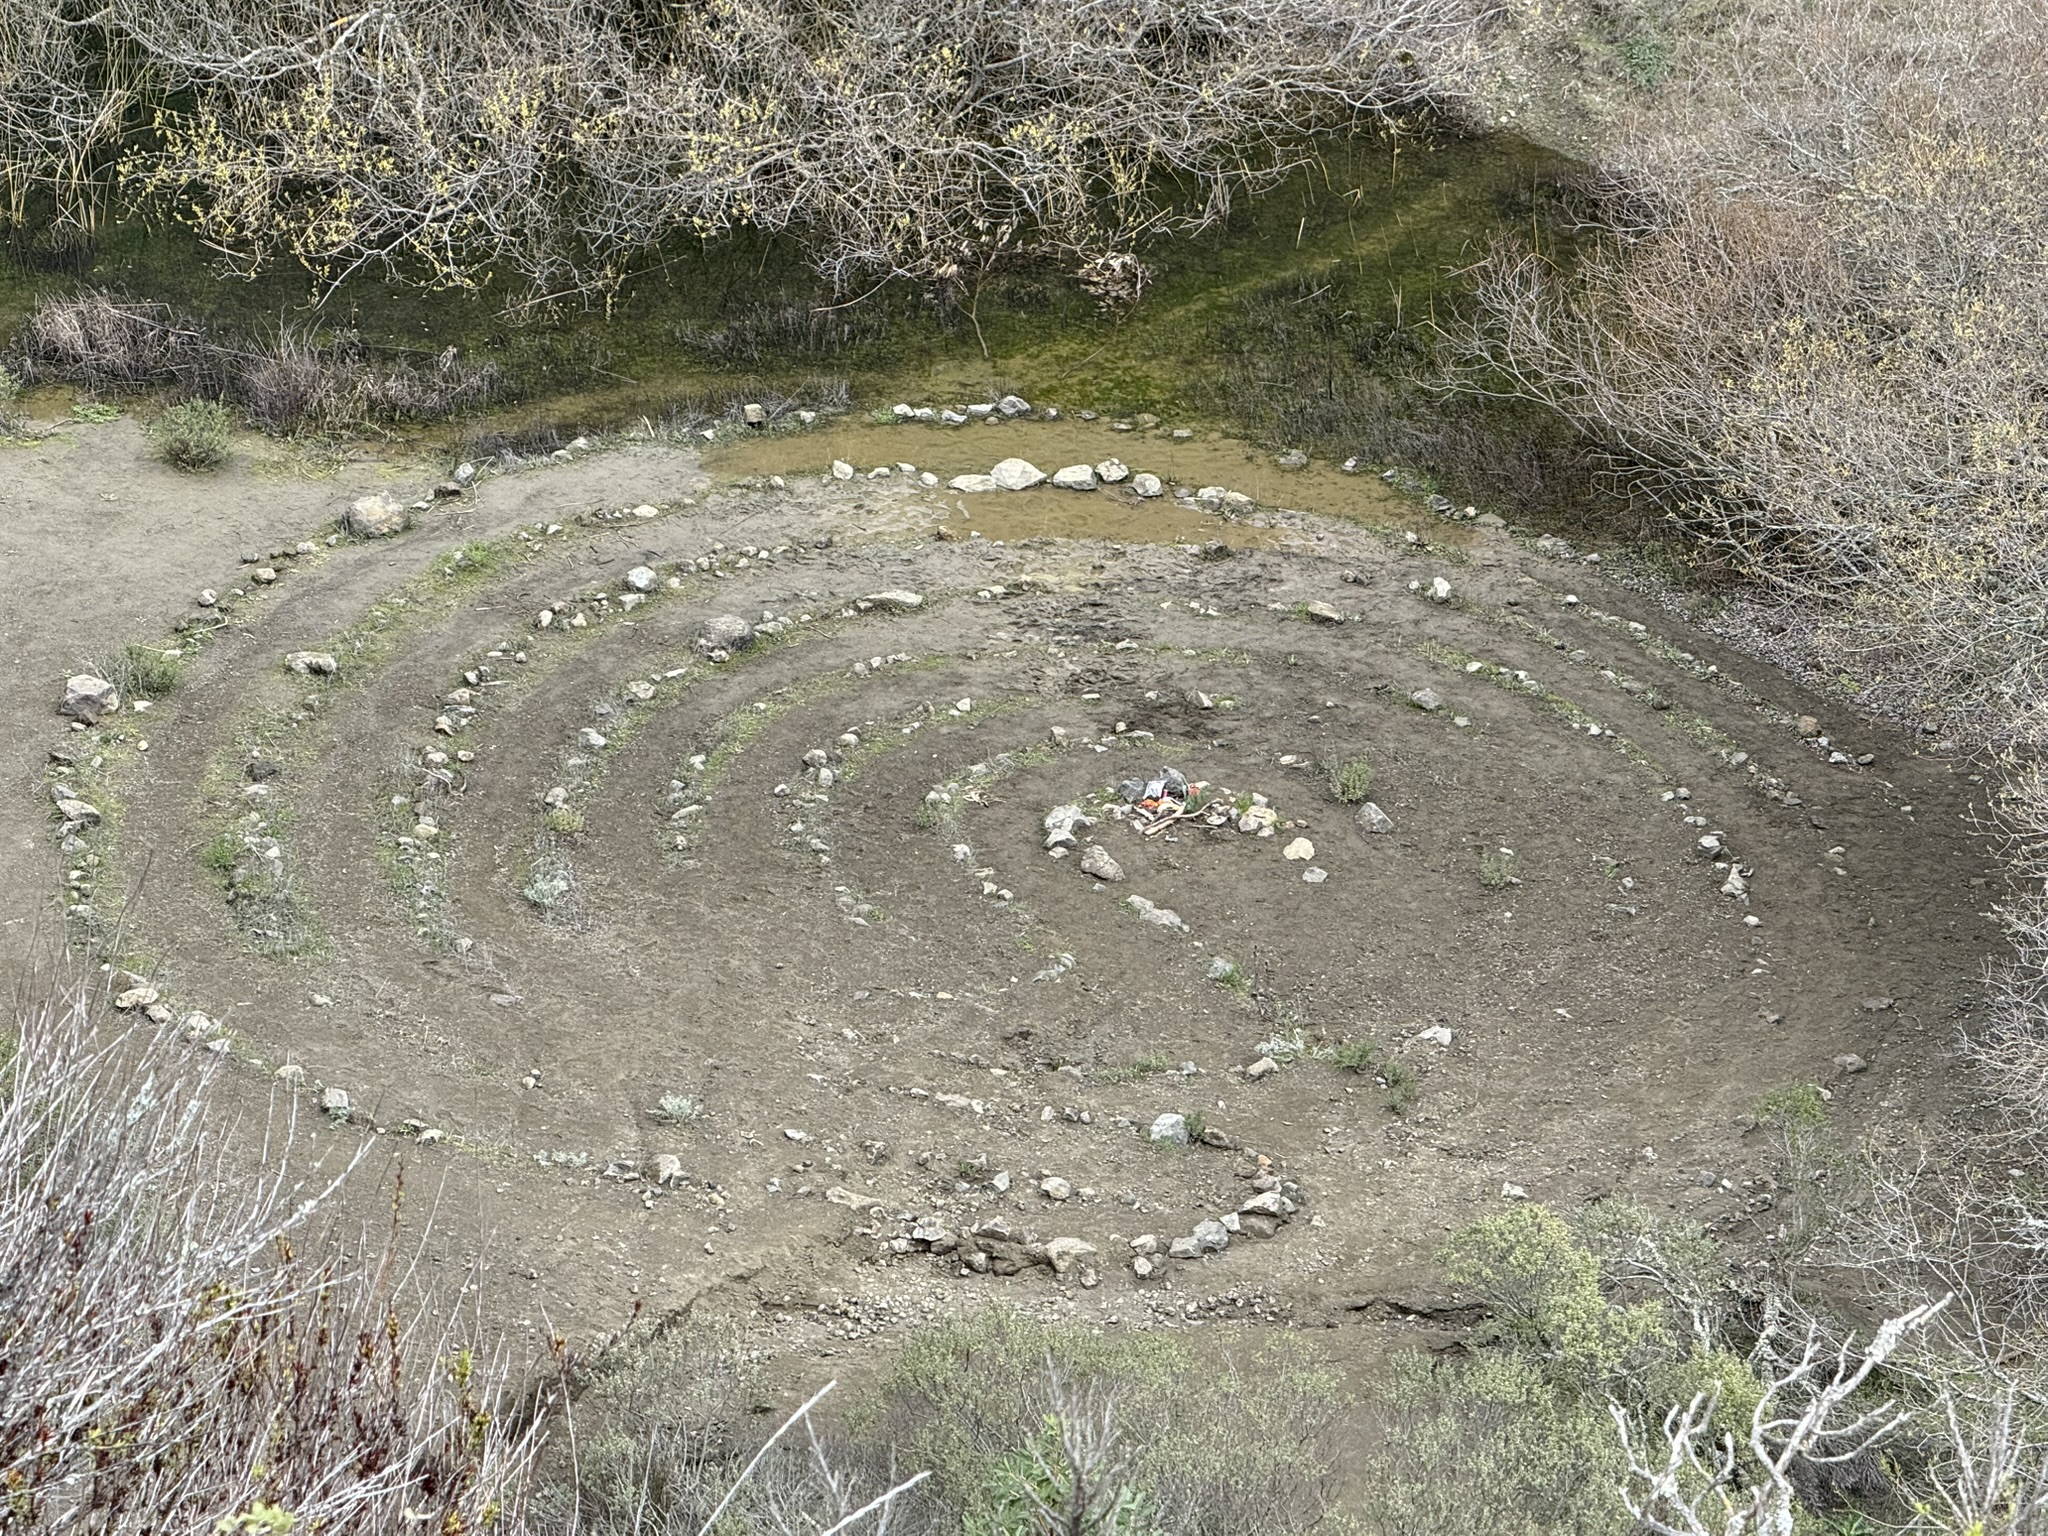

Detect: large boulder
60,674,119,723
990,457,1046,491
344,494,408,539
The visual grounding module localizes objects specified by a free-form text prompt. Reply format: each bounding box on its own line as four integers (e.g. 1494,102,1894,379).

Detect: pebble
1409,688,1444,713
831,460,855,479
1040,1176,1073,1201
1303,601,1345,625
1245,1056,1279,1081
1282,837,1315,861
1300,867,1327,884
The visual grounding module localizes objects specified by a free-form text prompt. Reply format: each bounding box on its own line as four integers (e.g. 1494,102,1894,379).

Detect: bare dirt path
1,415,1996,1395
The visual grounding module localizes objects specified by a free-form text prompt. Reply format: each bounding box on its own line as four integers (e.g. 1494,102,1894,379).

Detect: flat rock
1355,801,1395,834
861,590,925,612
947,474,999,493
1303,601,1344,625
1050,464,1098,490
61,674,119,722
990,457,1046,491
1039,1175,1072,1201
344,495,408,539
1096,459,1130,483
1409,688,1444,713
1079,844,1124,882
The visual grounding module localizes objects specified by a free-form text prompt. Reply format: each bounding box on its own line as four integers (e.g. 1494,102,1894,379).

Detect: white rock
996,394,1031,418
1355,802,1395,834
1130,473,1164,498
285,651,338,676
990,457,1046,491
1414,1024,1454,1046
1095,459,1130,483
1040,1176,1072,1201
948,473,999,492
1245,1056,1279,1081
61,674,119,723
862,590,924,613
1430,576,1453,603
624,565,659,593
1050,464,1098,490
830,459,855,480
1148,1113,1189,1145
1282,837,1315,861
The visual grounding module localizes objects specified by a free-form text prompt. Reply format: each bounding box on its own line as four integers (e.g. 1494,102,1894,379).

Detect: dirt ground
0,409,2000,1411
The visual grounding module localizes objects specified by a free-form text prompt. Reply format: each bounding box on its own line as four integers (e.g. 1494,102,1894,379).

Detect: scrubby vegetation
17,290,499,431
151,397,230,469
0,0,1505,302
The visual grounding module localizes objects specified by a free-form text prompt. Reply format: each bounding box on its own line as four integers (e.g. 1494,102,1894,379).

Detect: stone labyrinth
46,425,1990,1338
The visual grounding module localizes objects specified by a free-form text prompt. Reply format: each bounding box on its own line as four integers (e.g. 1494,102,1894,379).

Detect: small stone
1501,1182,1528,1201
1303,601,1344,625
1080,844,1124,882
1050,464,1099,490
1191,1218,1230,1253
650,1153,685,1185
1414,1024,1454,1047
275,1063,305,1083
1130,1233,1159,1255
319,1086,351,1120
285,651,338,676
1300,867,1327,884
990,457,1046,491
1355,802,1395,834
1168,1236,1201,1260
1239,1189,1291,1218
831,459,855,480
1040,1176,1073,1202
1429,576,1452,603
1275,449,1308,469
624,565,658,593
1409,688,1444,713
343,495,408,539
1148,1113,1189,1145
948,473,998,493
1130,473,1164,498
1046,1236,1096,1277
1282,836,1315,861
1096,459,1130,483
1245,1056,1279,1081
61,675,120,723
997,394,1031,417
742,402,768,427
1833,1053,1868,1074
113,985,159,1011
1132,1255,1157,1278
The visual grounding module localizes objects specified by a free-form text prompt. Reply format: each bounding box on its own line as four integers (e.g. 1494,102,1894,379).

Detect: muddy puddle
705,417,1436,546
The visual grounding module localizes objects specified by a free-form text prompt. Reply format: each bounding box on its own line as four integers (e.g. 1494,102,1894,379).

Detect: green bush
111,642,181,700
156,398,232,470
868,1311,1348,1536
1328,755,1375,803
1331,1038,1382,1073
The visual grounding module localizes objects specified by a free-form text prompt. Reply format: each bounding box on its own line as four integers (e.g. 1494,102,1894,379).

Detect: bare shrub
5,0,1506,303
17,290,225,392
13,291,498,431
0,981,545,1532
1449,0,2048,748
